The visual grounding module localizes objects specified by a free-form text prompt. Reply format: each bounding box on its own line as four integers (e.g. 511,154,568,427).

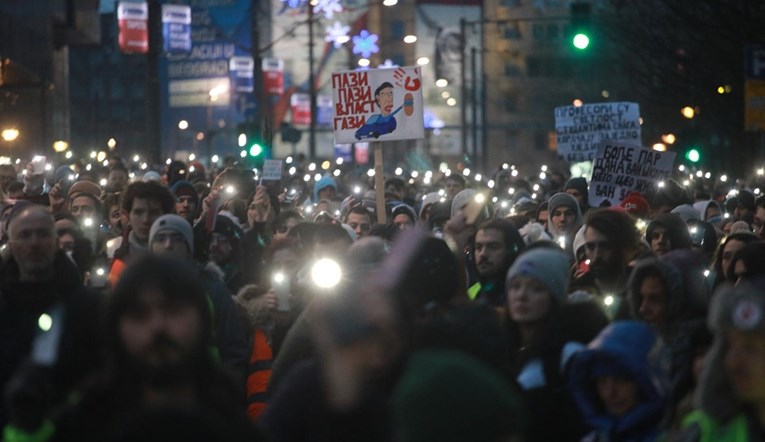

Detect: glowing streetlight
107,138,117,149
1,129,20,142
178,120,189,130
681,106,696,119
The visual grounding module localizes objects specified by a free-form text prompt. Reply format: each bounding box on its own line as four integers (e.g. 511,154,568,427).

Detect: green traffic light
686,148,700,163
249,143,263,157
573,33,590,49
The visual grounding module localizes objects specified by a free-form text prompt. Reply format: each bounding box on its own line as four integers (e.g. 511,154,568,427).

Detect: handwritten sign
332,67,424,144
555,102,641,162
261,159,283,182
588,141,676,207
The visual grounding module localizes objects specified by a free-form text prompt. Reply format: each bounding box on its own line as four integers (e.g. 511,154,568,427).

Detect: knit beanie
67,180,102,203
170,180,199,206
149,214,194,254
451,188,477,219
391,203,417,224
392,349,524,442
547,192,582,237
505,248,570,304
620,192,650,219
313,175,337,202
419,192,441,219
564,177,588,199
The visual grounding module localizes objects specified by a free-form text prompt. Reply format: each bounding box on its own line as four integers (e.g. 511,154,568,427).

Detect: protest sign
331,67,424,144
588,141,676,207
261,160,283,182
555,102,641,162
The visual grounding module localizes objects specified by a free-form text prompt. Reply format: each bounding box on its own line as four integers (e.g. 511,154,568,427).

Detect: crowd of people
1,152,765,441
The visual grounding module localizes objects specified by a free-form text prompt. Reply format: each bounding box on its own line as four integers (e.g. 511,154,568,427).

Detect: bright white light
99,178,107,187
273,272,286,284
696,170,703,178
533,184,540,191
314,173,322,181
305,205,314,213
474,174,482,181
658,181,665,188
487,180,495,188
403,35,417,44
83,218,94,228
354,186,361,194
96,268,105,276
501,201,508,208
531,193,537,199
166,158,172,165
367,169,375,177
225,185,236,195
395,167,403,176
539,172,546,180
756,188,761,195
286,156,293,164
604,296,614,306
425,170,433,178
358,58,370,67
758,168,764,176
65,151,73,159
411,171,419,178
383,0,397,5
86,164,92,171
541,165,548,172
463,168,471,176
682,180,690,187
308,163,316,171
435,79,448,87
474,193,485,204
508,188,515,195
438,189,445,196
44,164,52,171
336,157,344,165
417,57,430,66
38,314,53,332
678,165,685,172
90,151,97,159
704,270,710,278
188,153,196,162
705,172,711,179
333,169,341,177
446,98,457,106
720,175,728,182
140,163,147,170
558,236,566,249
511,170,518,177
289,167,297,175
311,258,343,288
304,174,311,182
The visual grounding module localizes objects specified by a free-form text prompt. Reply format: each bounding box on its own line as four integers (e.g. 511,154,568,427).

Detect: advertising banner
117,2,148,54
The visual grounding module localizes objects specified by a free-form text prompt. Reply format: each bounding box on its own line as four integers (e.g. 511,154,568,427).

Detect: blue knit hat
505,248,571,303
313,175,337,202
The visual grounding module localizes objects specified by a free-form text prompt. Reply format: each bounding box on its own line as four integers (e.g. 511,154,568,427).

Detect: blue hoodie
568,321,671,442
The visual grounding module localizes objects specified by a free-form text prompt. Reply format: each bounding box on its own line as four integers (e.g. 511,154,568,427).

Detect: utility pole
308,5,317,158
147,0,161,162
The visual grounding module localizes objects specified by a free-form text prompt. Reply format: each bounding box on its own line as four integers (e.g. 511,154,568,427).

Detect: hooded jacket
626,250,709,417
646,213,692,251
568,321,671,442
547,193,583,239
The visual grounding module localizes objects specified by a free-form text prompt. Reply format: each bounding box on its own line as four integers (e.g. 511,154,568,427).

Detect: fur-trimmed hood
696,281,765,422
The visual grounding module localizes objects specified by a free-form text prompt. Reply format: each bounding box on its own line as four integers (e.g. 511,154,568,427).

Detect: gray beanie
451,188,477,219
149,214,194,254
505,247,570,303
547,192,582,237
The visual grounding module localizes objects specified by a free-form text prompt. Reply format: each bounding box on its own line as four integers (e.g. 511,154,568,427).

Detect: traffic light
237,123,270,167
570,2,591,50
685,147,701,163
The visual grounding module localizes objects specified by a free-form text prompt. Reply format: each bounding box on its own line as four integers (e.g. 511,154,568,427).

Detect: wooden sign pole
373,142,386,225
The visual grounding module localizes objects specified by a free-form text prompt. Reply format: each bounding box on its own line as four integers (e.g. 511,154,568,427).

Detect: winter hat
391,203,417,224
149,214,194,253
142,171,162,182
213,213,244,240
670,204,701,223
728,220,751,234
573,224,587,258
564,177,588,200
547,192,583,237
646,213,692,250
170,180,199,206
392,349,524,442
697,280,765,421
67,180,102,203
313,175,337,202
505,248,571,303
620,192,650,219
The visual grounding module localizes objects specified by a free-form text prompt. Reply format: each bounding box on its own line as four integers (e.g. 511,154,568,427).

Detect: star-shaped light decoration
352,30,379,59
313,0,343,19
325,21,350,48
377,59,399,69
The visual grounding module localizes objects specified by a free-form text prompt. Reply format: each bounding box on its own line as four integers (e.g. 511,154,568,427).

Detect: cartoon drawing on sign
354,82,415,140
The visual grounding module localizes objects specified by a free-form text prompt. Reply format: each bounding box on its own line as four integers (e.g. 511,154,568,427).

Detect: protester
568,321,671,442
468,218,525,308
646,213,692,257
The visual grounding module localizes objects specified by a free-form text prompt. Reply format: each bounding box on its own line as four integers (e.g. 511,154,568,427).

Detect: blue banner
162,4,192,54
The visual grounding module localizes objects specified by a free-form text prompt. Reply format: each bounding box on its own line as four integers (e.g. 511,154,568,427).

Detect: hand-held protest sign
588,141,676,208
332,67,425,222
555,102,641,163
331,67,424,144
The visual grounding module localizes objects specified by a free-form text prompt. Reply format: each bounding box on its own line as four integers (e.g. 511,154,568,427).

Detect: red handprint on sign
393,68,405,88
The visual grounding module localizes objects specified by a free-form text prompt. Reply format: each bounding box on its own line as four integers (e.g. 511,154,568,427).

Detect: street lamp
1,129,19,142
681,106,696,119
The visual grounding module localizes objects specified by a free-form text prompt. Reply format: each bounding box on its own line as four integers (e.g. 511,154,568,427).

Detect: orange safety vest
246,329,273,421
109,258,127,288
